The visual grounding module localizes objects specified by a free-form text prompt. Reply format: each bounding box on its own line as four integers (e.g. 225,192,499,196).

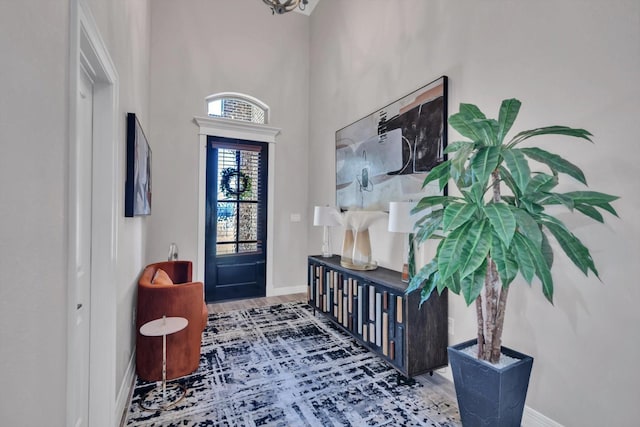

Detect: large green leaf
467,181,487,205
543,191,619,217
452,143,475,183
542,220,599,277
414,195,456,213
490,235,518,286
497,98,521,144
521,199,544,215
540,232,554,269
437,222,473,281
574,203,604,223
450,104,499,146
445,141,475,154
518,232,555,303
590,201,619,217
471,146,501,185
498,165,522,199
502,149,531,194
473,119,500,146
414,209,438,227
449,112,486,142
561,191,620,206
442,271,461,295
525,173,558,197
520,147,587,185
458,219,493,279
406,259,438,295
443,203,477,232
511,207,543,248
461,258,487,306
422,160,451,191
511,232,536,284
483,203,516,248
508,126,593,147
459,103,487,120
543,193,576,211
414,209,444,244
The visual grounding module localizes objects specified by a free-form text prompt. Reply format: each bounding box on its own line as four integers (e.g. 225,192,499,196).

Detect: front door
205,136,268,302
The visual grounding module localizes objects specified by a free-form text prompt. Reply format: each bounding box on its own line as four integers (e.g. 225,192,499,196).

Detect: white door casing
68,1,119,426
193,116,280,296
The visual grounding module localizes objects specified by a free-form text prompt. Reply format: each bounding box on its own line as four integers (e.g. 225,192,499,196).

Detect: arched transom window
206,92,269,124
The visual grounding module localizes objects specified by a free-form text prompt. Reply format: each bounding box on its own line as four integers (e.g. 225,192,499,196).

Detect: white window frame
205,92,270,124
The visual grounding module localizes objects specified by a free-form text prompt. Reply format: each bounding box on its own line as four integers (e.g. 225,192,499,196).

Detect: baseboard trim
523,406,564,427
267,285,307,297
115,350,136,426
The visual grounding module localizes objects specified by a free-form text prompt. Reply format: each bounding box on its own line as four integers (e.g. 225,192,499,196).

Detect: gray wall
0,0,150,424
147,0,310,291
0,1,70,423
308,1,640,425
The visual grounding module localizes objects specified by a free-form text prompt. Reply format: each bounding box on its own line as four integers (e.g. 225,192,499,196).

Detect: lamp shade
388,201,420,233
313,206,341,227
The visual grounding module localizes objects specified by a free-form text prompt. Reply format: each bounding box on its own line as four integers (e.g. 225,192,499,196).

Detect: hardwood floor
206,292,307,313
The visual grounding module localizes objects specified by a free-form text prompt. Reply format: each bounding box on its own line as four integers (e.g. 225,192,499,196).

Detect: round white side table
139,315,189,411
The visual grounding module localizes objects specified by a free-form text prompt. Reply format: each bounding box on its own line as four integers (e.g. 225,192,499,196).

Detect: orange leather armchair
136,261,208,381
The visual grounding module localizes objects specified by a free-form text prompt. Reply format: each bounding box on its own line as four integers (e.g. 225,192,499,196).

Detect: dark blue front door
205,136,268,302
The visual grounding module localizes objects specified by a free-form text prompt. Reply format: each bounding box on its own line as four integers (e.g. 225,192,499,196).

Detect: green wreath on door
220,167,252,199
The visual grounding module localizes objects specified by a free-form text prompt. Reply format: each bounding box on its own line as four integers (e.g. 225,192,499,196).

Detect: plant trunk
491,281,509,362
477,257,509,363
475,296,485,357
475,169,510,364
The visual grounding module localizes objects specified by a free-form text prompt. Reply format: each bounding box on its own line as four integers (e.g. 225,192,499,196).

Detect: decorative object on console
262,0,308,14
388,201,421,282
339,210,386,270
313,205,341,258
125,112,151,217
336,76,448,211
408,98,619,426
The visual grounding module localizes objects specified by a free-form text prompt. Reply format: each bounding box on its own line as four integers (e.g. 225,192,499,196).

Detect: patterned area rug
124,302,460,426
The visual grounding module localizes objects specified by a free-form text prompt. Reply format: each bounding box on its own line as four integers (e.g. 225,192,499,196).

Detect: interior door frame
194,116,280,296
68,2,118,426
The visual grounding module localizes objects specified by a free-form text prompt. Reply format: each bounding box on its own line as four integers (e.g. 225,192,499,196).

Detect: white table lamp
388,201,419,282
313,206,341,257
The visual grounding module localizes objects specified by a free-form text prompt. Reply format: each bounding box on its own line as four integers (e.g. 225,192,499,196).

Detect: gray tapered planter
448,339,533,427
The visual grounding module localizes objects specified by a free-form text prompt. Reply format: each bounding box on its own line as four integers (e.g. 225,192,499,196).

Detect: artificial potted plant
407,99,618,426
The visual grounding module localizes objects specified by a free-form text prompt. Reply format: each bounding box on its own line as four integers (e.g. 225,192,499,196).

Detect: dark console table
307,255,448,378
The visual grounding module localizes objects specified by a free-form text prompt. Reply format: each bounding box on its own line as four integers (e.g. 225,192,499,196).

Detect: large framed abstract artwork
125,112,152,217
336,76,448,211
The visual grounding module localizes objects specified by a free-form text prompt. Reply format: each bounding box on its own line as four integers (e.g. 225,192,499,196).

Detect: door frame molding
68,1,119,426
194,116,280,296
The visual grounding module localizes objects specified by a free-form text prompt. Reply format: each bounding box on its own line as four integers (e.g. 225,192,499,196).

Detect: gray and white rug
124,302,460,426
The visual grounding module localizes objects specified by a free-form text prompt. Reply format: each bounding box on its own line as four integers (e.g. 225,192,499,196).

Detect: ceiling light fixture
263,0,308,15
